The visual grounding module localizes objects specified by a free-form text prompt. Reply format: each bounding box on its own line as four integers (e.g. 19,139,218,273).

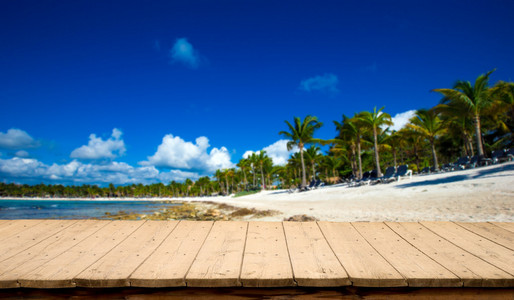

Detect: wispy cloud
140,134,234,173
243,140,298,166
0,157,198,186
0,128,39,150
169,38,203,69
70,128,126,160
299,73,339,94
390,110,416,131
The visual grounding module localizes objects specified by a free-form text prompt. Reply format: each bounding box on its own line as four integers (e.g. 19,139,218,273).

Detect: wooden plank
492,222,514,233
421,222,514,276
18,220,142,288
352,222,461,287
0,220,77,262
0,220,107,288
130,221,213,287
74,221,177,288
186,221,247,287
318,222,406,287
240,222,294,287
456,223,514,250
282,222,349,287
0,220,45,242
386,222,514,287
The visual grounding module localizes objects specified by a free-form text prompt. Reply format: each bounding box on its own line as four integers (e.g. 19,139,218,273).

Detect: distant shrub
233,190,260,198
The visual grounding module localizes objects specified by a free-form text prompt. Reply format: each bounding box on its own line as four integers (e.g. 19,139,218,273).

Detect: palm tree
304,146,322,180
358,107,392,177
433,70,495,157
254,151,270,190
236,158,250,189
279,116,323,188
408,108,446,171
334,114,364,179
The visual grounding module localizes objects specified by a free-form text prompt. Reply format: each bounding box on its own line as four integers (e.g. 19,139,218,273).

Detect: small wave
0,207,17,210
50,204,59,208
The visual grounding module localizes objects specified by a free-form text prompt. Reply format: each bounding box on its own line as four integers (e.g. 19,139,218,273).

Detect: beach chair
378,166,397,183
499,148,514,163
491,150,505,164
420,167,430,175
467,155,492,168
394,165,413,182
442,163,454,172
452,156,470,170
349,171,370,187
314,179,325,189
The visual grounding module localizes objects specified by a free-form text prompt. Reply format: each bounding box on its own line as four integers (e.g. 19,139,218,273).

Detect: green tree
433,70,495,157
279,116,323,188
358,107,392,177
408,108,446,171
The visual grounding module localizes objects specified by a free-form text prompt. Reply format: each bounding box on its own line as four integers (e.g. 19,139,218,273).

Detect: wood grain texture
456,222,514,251
240,222,294,287
130,221,213,287
0,220,512,289
0,220,107,288
186,221,247,287
421,222,514,277
318,222,406,287
283,222,350,287
386,222,514,287
74,221,177,288
19,220,141,288
0,220,44,241
492,222,514,233
353,222,461,287
0,220,76,263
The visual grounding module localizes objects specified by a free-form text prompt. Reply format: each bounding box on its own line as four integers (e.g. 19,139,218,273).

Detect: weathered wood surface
386,222,514,287
352,222,461,287
240,222,293,287
283,222,349,286
185,221,247,287
318,222,406,287
130,221,213,287
0,220,513,289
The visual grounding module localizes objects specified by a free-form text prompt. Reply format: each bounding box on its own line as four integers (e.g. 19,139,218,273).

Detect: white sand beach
184,162,514,222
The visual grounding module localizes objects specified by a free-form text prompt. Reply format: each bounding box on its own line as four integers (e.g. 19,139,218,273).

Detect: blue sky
1,0,513,186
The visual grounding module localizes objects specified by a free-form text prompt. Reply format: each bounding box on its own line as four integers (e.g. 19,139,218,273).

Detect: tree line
1,70,512,198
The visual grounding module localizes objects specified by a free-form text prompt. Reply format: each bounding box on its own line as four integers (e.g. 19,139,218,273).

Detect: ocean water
0,199,179,219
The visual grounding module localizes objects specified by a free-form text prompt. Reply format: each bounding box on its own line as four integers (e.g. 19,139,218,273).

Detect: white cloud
243,140,298,166
299,73,339,94
0,157,199,186
140,134,234,173
0,128,38,149
70,128,126,160
390,110,416,131
15,150,29,158
170,38,203,69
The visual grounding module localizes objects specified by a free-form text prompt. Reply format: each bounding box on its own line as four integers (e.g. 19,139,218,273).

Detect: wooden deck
0,220,512,289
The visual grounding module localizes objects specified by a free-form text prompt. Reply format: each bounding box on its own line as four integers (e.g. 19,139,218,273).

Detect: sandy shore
184,161,514,222
4,162,513,222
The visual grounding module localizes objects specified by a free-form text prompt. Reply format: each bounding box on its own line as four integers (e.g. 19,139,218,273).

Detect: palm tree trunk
431,140,439,171
356,137,363,179
312,162,316,180
474,113,484,157
300,146,307,187
373,126,383,177
260,164,265,190
392,145,397,167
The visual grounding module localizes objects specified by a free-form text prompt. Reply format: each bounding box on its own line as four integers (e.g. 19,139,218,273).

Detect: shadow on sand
394,163,514,189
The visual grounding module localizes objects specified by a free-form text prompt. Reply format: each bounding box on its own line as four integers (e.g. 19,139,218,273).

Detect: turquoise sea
0,199,179,219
